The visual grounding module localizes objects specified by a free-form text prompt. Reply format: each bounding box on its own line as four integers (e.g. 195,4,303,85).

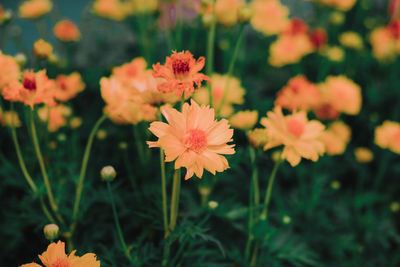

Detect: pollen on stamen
172,59,190,76
183,129,208,153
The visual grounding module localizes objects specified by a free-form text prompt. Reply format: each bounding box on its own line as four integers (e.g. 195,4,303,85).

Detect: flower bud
101,165,116,182
282,215,291,225
33,39,53,59
202,14,213,28
391,202,400,213
96,129,107,140
208,201,219,210
43,224,59,241
330,180,341,190
119,142,128,150
14,53,27,68
69,117,82,129
238,5,252,23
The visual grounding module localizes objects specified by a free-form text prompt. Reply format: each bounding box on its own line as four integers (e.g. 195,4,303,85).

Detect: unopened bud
43,224,59,241
14,53,27,68
238,6,252,23
96,129,107,140
208,201,218,210
202,14,213,28
101,165,116,182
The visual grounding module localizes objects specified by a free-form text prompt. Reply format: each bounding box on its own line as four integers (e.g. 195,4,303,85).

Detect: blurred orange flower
250,0,289,36
19,0,52,19
0,109,22,128
275,75,321,112
354,147,374,163
20,240,100,267
112,57,148,89
261,107,325,166
375,121,400,154
229,110,258,130
2,70,56,109
316,76,362,117
0,51,20,90
147,100,235,180
92,0,132,21
53,72,85,102
33,39,53,59
37,104,71,132
215,0,244,26
193,73,245,117
152,51,211,97
370,27,398,61
319,121,351,155
53,20,81,42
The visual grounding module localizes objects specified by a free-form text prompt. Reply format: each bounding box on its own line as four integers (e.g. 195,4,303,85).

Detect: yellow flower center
22,71,37,91
287,118,304,138
183,129,207,153
52,258,69,267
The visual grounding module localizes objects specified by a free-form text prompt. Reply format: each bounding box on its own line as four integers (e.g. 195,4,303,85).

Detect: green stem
133,124,146,166
216,24,245,116
107,182,133,263
169,169,181,232
71,114,108,232
260,157,282,220
160,148,169,238
206,0,217,108
30,108,64,225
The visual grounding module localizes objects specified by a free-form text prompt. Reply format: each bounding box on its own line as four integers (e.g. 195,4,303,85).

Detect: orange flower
37,104,70,132
229,110,258,130
316,76,362,117
250,0,289,36
354,147,374,163
152,51,211,97
275,75,321,112
2,70,56,109
53,72,85,102
260,107,325,166
319,121,351,155
100,76,156,124
193,73,245,117
19,0,52,19
215,0,244,26
33,39,53,59
112,57,148,89
369,27,397,61
92,0,132,21
147,100,235,180
0,109,22,128
375,121,400,154
0,51,20,90
53,20,81,42
20,240,100,267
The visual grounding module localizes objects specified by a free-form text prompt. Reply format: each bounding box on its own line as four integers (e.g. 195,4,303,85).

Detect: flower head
339,31,364,50
275,75,321,112
375,121,400,154
147,100,235,180
37,104,70,132
215,0,244,26
229,110,258,130
53,20,81,42
152,51,211,97
33,39,53,59
354,147,374,163
260,107,325,166
0,51,20,90
319,121,351,155
20,240,100,267
92,0,132,21
19,0,52,19
53,72,85,102
2,70,56,109
0,109,22,128
250,0,289,36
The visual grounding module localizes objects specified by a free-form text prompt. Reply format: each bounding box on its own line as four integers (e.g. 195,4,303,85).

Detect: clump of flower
153,51,210,97
19,0,52,19
250,0,289,36
0,51,20,90
314,76,362,119
229,110,258,130
20,240,100,267
33,39,53,59
53,72,86,102
260,107,325,166
354,147,374,163
53,20,81,42
147,100,235,180
275,75,321,112
374,121,400,154
193,73,245,117
37,104,71,132
2,70,56,109
339,31,364,50
319,121,351,155
268,18,314,67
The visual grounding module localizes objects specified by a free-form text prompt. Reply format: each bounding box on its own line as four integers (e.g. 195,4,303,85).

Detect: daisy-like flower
260,107,325,166
152,51,211,97
2,70,56,109
20,240,100,267
37,104,71,132
147,100,235,180
250,0,290,36
53,72,85,102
